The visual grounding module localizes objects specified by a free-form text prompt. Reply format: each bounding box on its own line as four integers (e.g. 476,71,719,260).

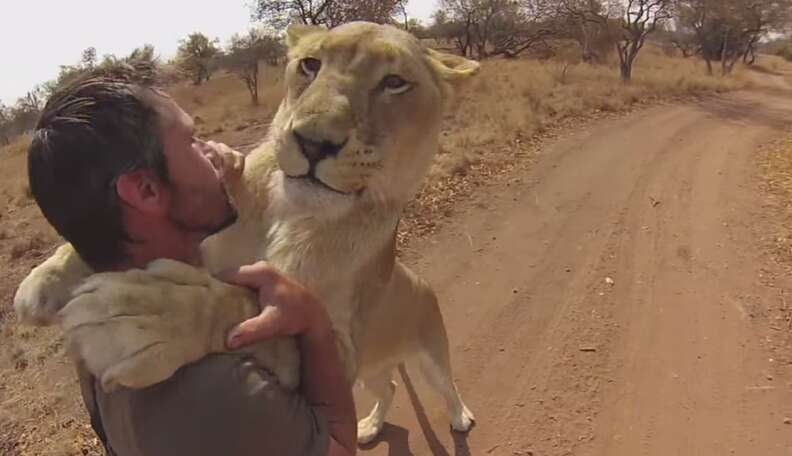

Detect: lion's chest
263,220,365,318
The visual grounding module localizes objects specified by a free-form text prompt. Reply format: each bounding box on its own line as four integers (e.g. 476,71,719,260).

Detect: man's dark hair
28,63,169,270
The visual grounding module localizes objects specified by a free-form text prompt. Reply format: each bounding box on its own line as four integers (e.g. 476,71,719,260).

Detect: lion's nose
293,131,347,166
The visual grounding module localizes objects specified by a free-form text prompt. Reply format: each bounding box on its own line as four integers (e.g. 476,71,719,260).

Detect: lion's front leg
60,259,299,391
337,332,358,382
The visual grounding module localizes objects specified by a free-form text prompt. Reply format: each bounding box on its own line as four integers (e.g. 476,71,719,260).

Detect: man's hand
219,262,358,454
219,262,331,349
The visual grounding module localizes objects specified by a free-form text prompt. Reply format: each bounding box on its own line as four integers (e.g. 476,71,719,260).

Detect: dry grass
396,47,752,245
760,131,792,268
1,136,33,216
8,233,45,260
749,55,792,89
168,66,285,149
756,129,792,369
758,55,791,73
1,134,31,158
430,46,749,181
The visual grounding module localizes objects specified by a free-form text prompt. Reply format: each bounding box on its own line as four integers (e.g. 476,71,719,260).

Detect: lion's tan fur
14,22,478,442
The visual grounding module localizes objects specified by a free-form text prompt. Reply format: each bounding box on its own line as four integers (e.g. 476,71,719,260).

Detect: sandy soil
358,75,792,456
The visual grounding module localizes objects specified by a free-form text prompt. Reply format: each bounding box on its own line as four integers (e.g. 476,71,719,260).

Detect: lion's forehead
290,26,420,72
323,35,403,59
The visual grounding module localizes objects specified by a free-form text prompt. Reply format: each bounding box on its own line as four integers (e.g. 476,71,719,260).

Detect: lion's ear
286,23,326,48
425,49,480,83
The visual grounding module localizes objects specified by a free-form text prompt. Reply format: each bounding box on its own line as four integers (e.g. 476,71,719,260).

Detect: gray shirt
77,353,329,456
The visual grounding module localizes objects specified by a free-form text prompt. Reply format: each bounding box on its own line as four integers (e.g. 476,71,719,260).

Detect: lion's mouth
287,174,353,196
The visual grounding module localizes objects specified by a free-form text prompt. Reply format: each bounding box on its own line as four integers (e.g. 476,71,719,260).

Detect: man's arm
298,318,358,455
223,263,357,455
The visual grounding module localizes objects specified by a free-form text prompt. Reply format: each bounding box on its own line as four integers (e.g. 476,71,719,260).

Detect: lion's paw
450,404,475,433
60,263,247,391
14,269,74,326
14,244,92,326
357,415,385,445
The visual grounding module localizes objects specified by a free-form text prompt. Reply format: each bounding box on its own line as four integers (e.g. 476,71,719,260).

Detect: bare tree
81,47,97,68
474,0,506,57
667,28,700,58
675,0,792,75
560,1,603,62
177,33,220,85
615,0,673,81
0,102,11,145
253,0,331,27
251,0,404,29
395,0,409,29
226,30,286,105
127,44,157,63
18,87,45,113
427,9,455,43
333,0,405,24
674,0,715,73
6,87,46,137
440,0,478,56
440,0,557,59
720,0,792,73
490,1,557,58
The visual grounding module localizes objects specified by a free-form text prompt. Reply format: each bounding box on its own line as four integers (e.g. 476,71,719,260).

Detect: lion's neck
265,204,399,284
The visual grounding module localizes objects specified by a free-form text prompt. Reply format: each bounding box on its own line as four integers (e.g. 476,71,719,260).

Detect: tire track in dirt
359,84,792,456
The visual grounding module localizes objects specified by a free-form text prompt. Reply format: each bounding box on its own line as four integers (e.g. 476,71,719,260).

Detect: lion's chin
270,171,358,221
286,174,355,196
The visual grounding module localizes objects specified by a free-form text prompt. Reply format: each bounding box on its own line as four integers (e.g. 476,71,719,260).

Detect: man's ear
116,171,170,216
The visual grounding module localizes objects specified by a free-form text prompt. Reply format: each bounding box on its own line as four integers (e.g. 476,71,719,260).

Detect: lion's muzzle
293,130,348,170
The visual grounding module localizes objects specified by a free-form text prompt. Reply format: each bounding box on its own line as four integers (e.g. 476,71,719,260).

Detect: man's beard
169,188,238,237
169,208,238,237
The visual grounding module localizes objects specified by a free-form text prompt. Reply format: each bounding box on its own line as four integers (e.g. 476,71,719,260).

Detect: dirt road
359,78,792,456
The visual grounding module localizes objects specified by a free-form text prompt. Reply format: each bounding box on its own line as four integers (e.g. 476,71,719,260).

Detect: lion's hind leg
415,328,475,433
356,261,475,440
411,272,475,433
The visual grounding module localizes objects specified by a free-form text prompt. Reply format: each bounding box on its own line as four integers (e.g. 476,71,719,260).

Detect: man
26,65,357,455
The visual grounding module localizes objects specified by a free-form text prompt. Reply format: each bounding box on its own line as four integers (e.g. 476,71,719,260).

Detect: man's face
153,95,237,237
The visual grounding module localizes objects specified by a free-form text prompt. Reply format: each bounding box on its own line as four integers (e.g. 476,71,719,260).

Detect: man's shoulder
92,353,328,456
105,352,282,406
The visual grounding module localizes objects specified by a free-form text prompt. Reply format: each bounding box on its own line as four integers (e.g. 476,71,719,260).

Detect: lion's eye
381,74,411,94
299,58,321,79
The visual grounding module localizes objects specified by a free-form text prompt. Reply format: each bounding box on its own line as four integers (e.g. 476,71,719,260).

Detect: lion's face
269,22,478,211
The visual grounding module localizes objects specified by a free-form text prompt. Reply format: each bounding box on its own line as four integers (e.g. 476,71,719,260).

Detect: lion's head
268,22,479,214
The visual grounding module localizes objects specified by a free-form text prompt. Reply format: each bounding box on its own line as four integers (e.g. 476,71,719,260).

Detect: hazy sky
0,0,438,105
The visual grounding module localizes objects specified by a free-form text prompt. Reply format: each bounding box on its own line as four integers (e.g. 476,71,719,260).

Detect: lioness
14,22,478,443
